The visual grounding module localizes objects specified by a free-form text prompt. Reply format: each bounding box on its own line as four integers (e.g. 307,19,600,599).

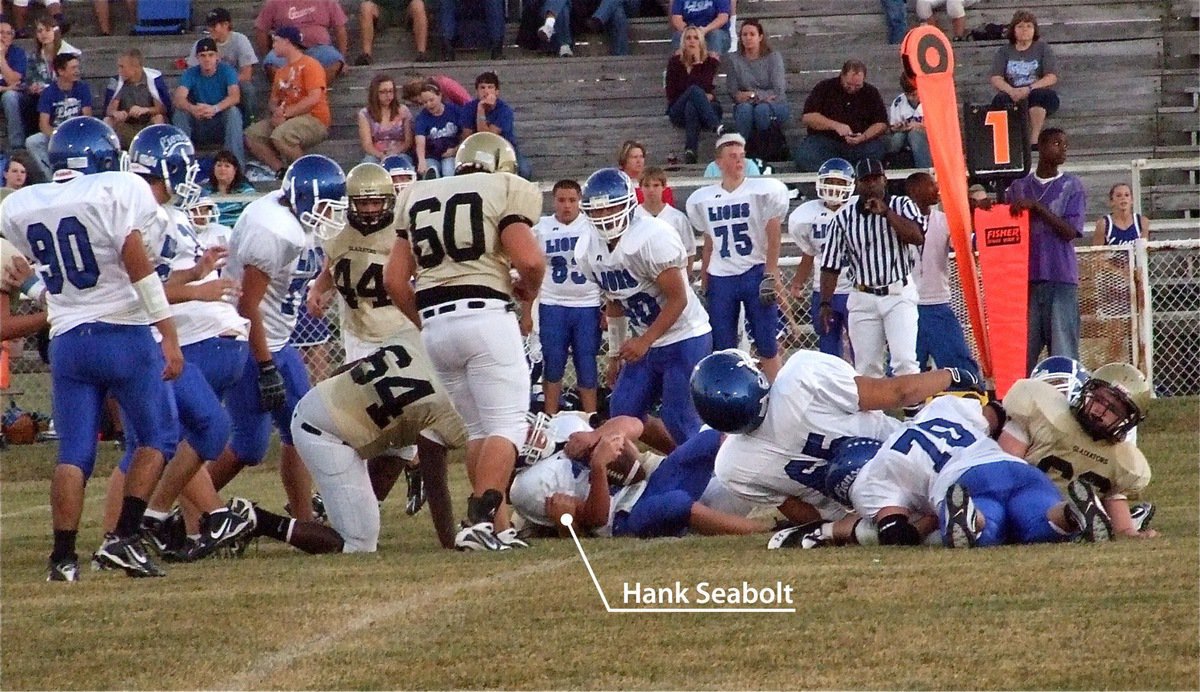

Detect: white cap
715,132,747,150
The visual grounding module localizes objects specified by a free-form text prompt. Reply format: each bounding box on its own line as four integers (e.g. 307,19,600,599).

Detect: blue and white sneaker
942,483,981,548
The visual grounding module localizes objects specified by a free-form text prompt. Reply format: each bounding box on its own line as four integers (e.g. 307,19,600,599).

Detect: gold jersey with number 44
323,211,416,343
1003,378,1150,498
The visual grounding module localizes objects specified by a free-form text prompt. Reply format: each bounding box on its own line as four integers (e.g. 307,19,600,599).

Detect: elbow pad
133,274,172,322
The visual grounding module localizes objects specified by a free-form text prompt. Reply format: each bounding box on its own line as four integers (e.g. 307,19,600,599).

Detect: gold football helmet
1071,363,1151,442
454,131,517,175
345,162,396,233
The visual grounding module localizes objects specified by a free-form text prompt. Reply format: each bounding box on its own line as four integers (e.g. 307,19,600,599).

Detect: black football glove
758,273,778,306
944,367,983,394
257,361,286,411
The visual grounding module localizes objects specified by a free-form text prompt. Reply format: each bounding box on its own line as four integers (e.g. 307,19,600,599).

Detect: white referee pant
847,278,919,378
420,299,530,448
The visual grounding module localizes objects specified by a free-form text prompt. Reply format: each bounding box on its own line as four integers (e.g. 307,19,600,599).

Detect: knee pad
877,514,921,546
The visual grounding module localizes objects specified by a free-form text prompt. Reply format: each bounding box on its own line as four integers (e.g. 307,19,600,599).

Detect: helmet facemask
1072,379,1145,442
816,173,854,205
582,197,636,242
518,412,555,469
188,198,219,229
348,193,395,233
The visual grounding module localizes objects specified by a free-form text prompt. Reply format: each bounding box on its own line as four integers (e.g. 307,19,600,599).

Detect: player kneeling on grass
999,362,1158,540
510,413,766,538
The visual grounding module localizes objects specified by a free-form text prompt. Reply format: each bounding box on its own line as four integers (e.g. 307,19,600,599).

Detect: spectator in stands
703,156,761,177
25,51,90,179
879,0,906,44
439,0,505,61
201,149,255,226
618,139,674,204
356,0,430,65
916,0,972,42
103,48,168,147
255,0,348,85
401,72,469,107
3,152,40,189
92,0,136,37
1092,182,1149,246
358,72,414,165
638,166,696,272
586,0,639,56
669,0,729,53
188,8,259,121
0,17,27,151
412,80,461,178
792,59,888,172
174,37,245,166
10,0,67,40
665,25,721,165
1000,127,1085,373
989,9,1059,147
244,26,330,179
459,71,532,179
726,19,787,148
535,0,574,57
17,16,78,140
886,72,930,168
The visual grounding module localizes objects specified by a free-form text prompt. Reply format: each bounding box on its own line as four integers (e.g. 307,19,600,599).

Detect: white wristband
133,274,171,322
606,316,629,352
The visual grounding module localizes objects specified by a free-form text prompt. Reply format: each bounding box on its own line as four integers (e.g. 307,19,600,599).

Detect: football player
0,239,49,340
92,126,256,563
999,362,1157,539
686,133,790,381
305,162,428,515
208,155,347,523
787,158,855,359
1,117,183,581
382,154,418,196
385,131,544,551
533,179,603,415
692,347,981,532
577,168,712,450
510,413,763,538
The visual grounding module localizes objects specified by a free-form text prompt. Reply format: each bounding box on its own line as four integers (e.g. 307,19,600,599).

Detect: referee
818,158,926,377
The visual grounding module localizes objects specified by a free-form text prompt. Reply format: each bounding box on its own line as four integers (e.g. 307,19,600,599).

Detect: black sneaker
1066,480,1112,542
490,46,504,60
91,533,121,571
1130,502,1155,532
186,507,257,561
284,493,327,523
766,521,826,549
48,556,80,582
354,52,373,66
684,150,697,165
224,497,259,558
454,521,508,551
942,483,980,548
142,515,179,557
93,535,166,578
415,51,430,63
404,464,425,516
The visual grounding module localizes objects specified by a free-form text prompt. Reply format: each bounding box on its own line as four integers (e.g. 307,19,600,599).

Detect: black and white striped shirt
820,194,925,287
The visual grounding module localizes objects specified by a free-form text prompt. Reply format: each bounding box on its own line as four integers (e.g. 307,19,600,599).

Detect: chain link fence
2,241,1196,431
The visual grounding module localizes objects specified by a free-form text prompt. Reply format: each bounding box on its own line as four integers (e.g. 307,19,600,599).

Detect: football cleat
1130,502,1155,533
93,535,167,577
495,528,531,549
766,521,828,550
1065,480,1113,542
285,493,328,524
942,483,981,548
186,507,257,561
223,497,260,558
48,556,81,582
404,464,425,516
141,515,182,558
454,521,509,551
91,534,121,570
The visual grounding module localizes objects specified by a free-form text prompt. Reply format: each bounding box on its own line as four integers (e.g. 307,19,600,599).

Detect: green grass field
2,398,1197,690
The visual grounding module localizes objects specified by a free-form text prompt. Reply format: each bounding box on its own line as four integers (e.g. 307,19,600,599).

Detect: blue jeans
887,127,931,168
916,302,979,377
25,131,51,179
1,90,24,150
732,101,789,141
441,0,506,49
670,26,730,53
542,0,574,48
792,134,887,172
1027,281,1080,374
880,0,907,44
172,106,246,167
592,0,639,55
667,85,721,152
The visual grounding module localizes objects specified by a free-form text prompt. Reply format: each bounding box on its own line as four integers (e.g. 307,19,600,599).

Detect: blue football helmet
126,124,202,208
1030,356,1090,405
824,437,883,507
816,157,855,205
580,168,638,242
689,349,771,434
282,154,348,240
381,154,417,194
47,116,122,178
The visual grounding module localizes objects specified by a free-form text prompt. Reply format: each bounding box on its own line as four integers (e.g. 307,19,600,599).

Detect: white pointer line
560,513,796,614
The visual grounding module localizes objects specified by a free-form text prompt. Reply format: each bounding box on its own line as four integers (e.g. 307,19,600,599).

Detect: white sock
144,508,169,522
542,16,555,32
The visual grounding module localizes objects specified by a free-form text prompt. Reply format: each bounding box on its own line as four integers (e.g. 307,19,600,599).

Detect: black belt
855,276,908,296
420,299,493,321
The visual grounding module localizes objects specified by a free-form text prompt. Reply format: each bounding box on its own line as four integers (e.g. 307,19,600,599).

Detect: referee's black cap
856,158,886,179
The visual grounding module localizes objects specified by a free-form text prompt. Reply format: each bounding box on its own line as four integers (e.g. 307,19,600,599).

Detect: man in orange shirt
244,27,330,179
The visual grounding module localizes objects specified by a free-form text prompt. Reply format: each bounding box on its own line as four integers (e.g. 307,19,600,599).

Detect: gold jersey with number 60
396,171,542,307
1002,378,1150,498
